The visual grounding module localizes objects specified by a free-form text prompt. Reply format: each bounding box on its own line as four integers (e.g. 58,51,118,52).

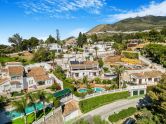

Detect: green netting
54,88,71,98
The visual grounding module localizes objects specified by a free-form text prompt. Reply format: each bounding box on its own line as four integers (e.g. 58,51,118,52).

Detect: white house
35,43,62,53
24,67,54,91
7,65,24,92
48,43,62,52
0,78,10,94
67,61,100,79
130,71,163,85
0,62,24,94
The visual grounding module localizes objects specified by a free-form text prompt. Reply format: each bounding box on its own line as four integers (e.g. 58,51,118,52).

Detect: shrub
108,107,137,122
122,51,139,59
74,92,87,98
79,91,129,113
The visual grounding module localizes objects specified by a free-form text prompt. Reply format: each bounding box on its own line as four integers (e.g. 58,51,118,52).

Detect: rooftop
63,100,78,117
131,71,163,79
0,78,9,85
8,66,24,76
27,67,49,81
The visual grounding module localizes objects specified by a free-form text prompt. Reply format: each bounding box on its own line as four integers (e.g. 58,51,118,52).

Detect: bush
53,98,60,108
11,91,24,97
108,107,137,122
79,91,129,113
74,92,87,98
122,51,139,59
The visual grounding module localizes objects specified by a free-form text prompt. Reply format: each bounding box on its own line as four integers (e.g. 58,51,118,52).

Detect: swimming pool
78,88,87,93
93,87,105,93
78,87,105,93
6,102,43,120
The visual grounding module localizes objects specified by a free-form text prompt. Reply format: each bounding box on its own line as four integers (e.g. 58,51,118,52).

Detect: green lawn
79,91,129,113
0,57,15,63
108,107,137,122
9,113,35,124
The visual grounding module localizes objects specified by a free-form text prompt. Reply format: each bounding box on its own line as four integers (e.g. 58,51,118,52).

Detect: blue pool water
78,88,87,93
93,87,105,93
78,87,105,93
6,102,43,120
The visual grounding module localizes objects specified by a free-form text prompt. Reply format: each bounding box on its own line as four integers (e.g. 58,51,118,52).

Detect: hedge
79,91,129,113
108,107,137,122
122,51,139,59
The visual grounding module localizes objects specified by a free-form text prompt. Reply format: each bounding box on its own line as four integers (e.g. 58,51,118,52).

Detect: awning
54,88,72,98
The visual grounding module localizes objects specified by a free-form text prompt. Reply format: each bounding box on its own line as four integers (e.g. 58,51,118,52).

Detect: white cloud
19,0,105,18
105,1,166,22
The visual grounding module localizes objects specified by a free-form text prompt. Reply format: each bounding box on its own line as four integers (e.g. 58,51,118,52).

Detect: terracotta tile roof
8,66,24,76
70,61,98,70
132,71,163,79
27,67,49,81
63,100,78,117
0,78,9,85
10,81,21,84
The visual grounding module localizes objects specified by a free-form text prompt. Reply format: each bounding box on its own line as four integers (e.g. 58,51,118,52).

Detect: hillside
88,16,166,33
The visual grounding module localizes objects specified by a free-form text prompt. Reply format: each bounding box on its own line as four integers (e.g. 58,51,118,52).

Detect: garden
0,90,60,124
79,91,129,113
108,107,137,123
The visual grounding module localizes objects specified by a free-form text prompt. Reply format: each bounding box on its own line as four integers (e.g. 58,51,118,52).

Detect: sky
0,0,166,45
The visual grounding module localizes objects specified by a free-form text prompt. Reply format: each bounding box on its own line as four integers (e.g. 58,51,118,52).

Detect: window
93,72,96,76
154,78,159,82
75,73,79,77
148,78,152,81
29,80,33,85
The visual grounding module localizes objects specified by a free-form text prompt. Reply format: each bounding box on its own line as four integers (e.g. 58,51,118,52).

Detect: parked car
123,117,135,124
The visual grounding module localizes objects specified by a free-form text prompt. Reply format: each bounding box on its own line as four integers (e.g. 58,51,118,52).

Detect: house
8,66,24,92
35,43,62,53
0,78,10,94
67,61,100,79
0,62,24,94
48,43,62,52
25,67,54,91
130,71,163,85
63,100,79,121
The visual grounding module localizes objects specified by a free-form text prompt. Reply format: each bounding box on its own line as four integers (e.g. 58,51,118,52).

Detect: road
79,97,141,122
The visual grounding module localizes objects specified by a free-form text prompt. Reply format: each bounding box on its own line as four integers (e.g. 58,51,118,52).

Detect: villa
0,62,61,94
67,60,100,79
35,43,62,53
0,62,24,94
24,66,54,91
130,71,163,85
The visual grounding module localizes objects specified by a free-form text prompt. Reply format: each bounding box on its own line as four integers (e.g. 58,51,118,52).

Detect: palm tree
113,65,125,89
82,76,88,86
94,46,99,59
27,93,38,121
37,91,53,116
8,33,22,51
12,97,28,124
50,51,56,68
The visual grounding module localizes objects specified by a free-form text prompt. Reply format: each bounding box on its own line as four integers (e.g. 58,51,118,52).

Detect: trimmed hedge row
122,51,139,59
108,107,137,122
79,91,129,113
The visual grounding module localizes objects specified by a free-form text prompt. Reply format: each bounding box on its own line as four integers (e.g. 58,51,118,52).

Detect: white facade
67,61,100,79
35,43,62,53
48,43,62,52
130,75,161,85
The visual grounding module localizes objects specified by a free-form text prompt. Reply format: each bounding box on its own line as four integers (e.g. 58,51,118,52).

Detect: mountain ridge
88,16,166,33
